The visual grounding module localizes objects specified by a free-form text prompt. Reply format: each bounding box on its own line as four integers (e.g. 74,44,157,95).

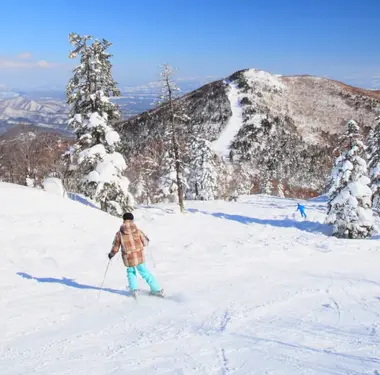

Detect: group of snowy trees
0,130,69,188
61,33,221,215
125,132,222,206
187,136,220,200
230,110,330,198
326,113,380,239
367,110,380,210
45,31,380,241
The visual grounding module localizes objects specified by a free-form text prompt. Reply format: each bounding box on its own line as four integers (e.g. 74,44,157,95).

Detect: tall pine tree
367,108,380,211
229,163,254,200
156,64,188,212
187,136,219,200
326,120,373,238
65,32,134,216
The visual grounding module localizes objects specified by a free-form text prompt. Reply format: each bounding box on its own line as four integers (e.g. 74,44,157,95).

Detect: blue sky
1,0,379,90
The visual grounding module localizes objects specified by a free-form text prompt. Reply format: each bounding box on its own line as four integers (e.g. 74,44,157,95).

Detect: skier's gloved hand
108,252,114,260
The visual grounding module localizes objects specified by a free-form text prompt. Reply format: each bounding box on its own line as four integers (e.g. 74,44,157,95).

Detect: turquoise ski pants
127,263,160,292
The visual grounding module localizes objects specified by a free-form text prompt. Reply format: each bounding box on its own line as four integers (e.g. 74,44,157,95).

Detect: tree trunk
168,87,185,213
173,131,185,212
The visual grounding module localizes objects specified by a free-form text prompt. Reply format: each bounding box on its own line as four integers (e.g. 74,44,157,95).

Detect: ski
149,290,165,298
127,288,165,299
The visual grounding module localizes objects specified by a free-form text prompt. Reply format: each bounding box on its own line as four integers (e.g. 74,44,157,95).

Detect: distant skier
108,212,163,298
296,203,307,218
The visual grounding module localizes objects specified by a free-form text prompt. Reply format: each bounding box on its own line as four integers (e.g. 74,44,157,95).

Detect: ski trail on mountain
212,82,243,157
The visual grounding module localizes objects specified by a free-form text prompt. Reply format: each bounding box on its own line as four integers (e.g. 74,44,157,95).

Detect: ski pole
143,235,156,268
97,259,111,301
147,243,157,268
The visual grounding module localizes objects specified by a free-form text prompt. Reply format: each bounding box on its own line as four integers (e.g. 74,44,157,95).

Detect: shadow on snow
16,272,131,297
187,208,332,235
67,192,99,210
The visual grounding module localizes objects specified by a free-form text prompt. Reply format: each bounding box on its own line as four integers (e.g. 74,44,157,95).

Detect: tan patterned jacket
110,220,149,267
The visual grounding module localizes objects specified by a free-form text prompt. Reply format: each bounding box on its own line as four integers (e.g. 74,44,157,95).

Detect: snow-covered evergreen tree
128,150,160,205
65,33,134,216
224,163,253,201
156,64,188,212
367,108,380,210
157,150,183,203
231,114,328,195
326,120,373,238
259,168,274,195
66,33,121,130
262,179,273,195
187,136,219,200
276,180,285,198
216,161,233,200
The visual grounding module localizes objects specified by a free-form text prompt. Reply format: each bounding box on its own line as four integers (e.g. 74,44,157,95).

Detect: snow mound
244,68,285,92
43,177,66,197
1,183,380,375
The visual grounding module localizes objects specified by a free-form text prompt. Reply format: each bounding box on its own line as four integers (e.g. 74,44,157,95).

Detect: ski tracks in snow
2,188,380,374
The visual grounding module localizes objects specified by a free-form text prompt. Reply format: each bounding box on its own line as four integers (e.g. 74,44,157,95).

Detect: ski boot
127,288,139,300
150,289,165,298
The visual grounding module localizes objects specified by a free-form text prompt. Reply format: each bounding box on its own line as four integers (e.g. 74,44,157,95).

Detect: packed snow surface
43,177,66,197
1,183,380,374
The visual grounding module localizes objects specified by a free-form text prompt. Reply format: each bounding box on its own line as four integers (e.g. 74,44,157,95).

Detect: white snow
349,179,372,198
357,206,374,225
1,183,380,374
86,112,107,128
73,113,82,124
85,152,127,184
244,68,285,92
212,83,243,157
43,177,66,197
105,130,120,146
342,160,353,173
25,177,35,188
78,144,107,164
118,176,132,196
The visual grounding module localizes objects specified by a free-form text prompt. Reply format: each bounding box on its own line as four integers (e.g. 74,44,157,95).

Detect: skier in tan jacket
108,212,163,298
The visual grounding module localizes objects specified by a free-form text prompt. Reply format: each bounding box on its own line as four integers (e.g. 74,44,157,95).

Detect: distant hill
117,68,380,198
0,95,69,133
0,79,209,134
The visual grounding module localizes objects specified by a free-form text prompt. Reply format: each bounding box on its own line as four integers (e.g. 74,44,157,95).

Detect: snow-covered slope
1,96,49,113
1,183,380,374
212,82,243,156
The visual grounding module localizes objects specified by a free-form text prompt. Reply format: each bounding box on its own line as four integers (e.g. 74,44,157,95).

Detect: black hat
123,212,134,221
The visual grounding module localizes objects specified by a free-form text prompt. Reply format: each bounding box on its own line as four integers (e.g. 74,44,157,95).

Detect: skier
108,212,163,298
296,203,307,218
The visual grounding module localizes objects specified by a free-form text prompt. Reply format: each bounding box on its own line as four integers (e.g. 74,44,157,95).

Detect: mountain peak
117,68,380,199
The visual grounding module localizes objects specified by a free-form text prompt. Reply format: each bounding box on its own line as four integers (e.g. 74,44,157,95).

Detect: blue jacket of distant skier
296,204,307,217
